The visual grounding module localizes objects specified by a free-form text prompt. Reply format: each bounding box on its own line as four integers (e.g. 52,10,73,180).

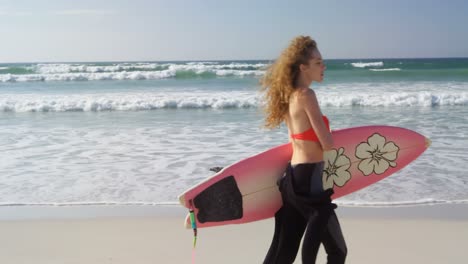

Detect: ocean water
1,58,467,208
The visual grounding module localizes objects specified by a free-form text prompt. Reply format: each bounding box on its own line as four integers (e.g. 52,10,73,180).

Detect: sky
1,0,467,62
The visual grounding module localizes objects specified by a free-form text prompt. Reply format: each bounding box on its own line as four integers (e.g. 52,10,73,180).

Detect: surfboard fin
209,166,224,173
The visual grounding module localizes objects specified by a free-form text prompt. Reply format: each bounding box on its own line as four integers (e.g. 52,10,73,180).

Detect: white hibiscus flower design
322,147,352,190
356,133,400,176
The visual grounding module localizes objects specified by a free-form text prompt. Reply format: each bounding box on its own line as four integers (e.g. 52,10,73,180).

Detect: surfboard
178,125,430,229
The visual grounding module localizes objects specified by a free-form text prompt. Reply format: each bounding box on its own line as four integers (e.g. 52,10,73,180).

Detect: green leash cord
189,201,197,248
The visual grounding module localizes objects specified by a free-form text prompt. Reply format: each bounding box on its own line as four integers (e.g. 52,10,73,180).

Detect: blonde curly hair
260,36,318,129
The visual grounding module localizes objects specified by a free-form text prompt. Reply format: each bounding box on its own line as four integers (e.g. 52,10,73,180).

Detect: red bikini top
290,116,330,142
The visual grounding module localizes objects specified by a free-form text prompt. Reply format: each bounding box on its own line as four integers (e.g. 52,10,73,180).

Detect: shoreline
1,203,468,222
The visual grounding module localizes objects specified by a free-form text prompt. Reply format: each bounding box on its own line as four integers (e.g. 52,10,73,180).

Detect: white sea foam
320,91,468,107
32,62,267,73
0,62,268,82
351,62,384,68
1,90,467,112
34,63,172,74
0,92,260,112
0,71,172,82
370,68,401,71
0,68,264,82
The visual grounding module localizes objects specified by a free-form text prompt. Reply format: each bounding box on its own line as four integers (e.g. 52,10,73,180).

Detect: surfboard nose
425,137,432,148
178,195,186,207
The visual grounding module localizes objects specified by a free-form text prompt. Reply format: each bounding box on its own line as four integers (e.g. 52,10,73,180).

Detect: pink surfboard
178,126,430,229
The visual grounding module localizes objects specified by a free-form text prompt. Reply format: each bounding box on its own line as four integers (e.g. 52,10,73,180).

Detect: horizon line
1,56,468,64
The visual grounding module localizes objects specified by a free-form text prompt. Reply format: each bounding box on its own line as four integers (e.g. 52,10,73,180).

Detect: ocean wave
3,59,468,82
1,91,467,112
0,68,265,82
0,62,268,81
0,71,173,82
32,62,268,74
351,62,384,68
370,68,401,72
321,91,468,107
35,63,170,73
0,92,259,112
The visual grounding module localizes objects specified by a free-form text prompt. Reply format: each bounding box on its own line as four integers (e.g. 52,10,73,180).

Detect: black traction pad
193,175,243,223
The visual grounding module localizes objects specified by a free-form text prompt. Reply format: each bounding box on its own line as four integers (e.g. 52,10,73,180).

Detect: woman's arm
300,89,334,150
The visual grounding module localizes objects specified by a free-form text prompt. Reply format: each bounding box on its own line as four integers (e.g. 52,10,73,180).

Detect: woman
261,36,347,264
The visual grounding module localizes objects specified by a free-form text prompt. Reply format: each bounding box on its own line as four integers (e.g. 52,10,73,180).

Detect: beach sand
0,205,467,264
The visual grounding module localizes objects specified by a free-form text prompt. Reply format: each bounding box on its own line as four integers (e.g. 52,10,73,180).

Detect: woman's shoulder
294,88,317,102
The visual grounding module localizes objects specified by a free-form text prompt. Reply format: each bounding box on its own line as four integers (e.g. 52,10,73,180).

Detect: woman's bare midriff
290,139,324,165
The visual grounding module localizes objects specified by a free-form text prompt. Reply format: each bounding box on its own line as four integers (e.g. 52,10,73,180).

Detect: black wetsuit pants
263,163,347,264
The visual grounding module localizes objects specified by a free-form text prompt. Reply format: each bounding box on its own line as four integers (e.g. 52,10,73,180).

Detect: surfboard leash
188,200,198,248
